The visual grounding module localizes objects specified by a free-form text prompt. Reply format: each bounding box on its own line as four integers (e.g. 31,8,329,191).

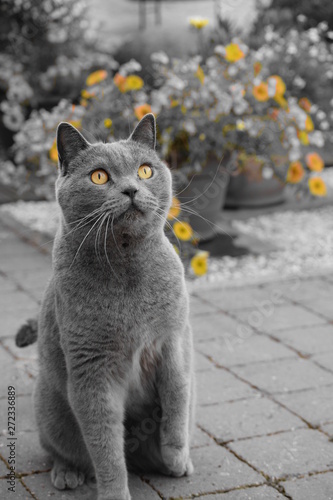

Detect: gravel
1,200,333,289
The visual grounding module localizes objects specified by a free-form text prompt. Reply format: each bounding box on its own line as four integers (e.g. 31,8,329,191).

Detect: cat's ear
57,122,89,171
129,113,156,150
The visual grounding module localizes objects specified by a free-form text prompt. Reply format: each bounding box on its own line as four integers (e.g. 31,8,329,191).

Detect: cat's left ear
57,122,90,172
129,113,156,150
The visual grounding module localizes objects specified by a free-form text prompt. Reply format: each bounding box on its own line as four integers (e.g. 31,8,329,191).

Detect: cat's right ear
57,122,89,173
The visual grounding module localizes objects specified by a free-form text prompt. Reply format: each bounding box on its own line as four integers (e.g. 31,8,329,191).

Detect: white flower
183,120,196,135
267,78,277,97
293,76,306,89
150,52,169,65
309,131,325,148
319,121,330,131
289,147,301,162
316,110,327,121
214,45,226,57
119,59,142,76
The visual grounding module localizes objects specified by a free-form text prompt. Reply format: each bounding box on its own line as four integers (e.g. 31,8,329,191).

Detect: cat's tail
15,318,38,347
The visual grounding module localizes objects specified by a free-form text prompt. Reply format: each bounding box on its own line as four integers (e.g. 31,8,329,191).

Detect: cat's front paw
161,444,194,477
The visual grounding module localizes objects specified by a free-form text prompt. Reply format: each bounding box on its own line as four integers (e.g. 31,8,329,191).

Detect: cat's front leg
158,330,194,477
66,352,131,500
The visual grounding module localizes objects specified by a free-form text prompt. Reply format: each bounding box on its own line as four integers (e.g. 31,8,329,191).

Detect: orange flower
252,82,269,102
81,89,95,99
308,177,327,196
49,139,58,163
297,130,309,145
299,97,312,113
305,152,324,172
225,43,245,63
269,108,279,121
286,161,305,183
167,197,181,220
86,70,108,87
113,73,127,92
134,104,152,121
269,75,286,96
304,115,314,132
253,61,262,76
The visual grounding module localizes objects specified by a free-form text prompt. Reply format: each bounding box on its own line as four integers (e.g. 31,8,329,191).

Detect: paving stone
196,367,258,406
232,358,333,394
8,269,51,295
194,350,215,371
321,422,333,438
192,313,248,343
270,324,333,356
313,352,333,373
196,285,286,311
197,335,295,368
0,457,9,477
275,385,333,427
232,304,326,334
0,275,18,294
283,472,333,500
23,472,96,500
190,295,219,316
145,444,263,498
229,429,333,479
0,431,51,474
305,297,333,321
0,290,38,314
191,425,213,448
1,338,38,364
0,477,33,499
197,397,305,443
1,306,39,339
23,472,159,500
203,484,286,499
0,394,36,435
1,252,51,273
0,346,35,397
264,278,333,304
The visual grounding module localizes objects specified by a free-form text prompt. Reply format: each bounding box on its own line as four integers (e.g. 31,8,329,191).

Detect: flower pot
177,160,230,241
225,167,285,208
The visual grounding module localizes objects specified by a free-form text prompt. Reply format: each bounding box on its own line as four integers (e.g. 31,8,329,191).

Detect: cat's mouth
119,204,145,221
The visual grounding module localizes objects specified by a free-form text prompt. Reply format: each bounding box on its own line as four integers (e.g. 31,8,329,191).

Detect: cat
29,114,194,500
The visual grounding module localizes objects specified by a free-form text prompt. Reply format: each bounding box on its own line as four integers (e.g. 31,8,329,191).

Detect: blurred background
0,0,333,283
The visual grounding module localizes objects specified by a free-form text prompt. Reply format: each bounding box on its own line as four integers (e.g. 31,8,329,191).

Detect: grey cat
33,114,195,500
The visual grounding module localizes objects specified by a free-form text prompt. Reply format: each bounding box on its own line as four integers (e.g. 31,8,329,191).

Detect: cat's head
55,114,172,240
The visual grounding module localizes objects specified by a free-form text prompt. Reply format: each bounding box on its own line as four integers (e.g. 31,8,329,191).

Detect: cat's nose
122,187,138,200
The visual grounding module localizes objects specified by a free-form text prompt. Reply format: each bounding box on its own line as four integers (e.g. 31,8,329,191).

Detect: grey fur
35,114,195,500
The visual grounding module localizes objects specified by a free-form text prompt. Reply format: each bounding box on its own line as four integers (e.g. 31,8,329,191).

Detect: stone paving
0,219,333,499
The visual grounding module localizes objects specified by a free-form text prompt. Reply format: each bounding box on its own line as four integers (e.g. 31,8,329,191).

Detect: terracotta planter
177,159,230,241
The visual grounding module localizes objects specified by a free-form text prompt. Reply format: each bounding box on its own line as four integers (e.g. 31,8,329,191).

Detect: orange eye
91,169,108,185
138,165,153,179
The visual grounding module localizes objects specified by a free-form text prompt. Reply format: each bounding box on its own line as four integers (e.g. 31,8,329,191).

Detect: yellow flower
104,118,113,128
225,43,245,63
114,73,127,92
173,221,193,241
80,98,88,107
123,75,144,92
308,177,327,196
134,104,152,120
170,99,179,108
191,251,209,276
86,70,108,87
49,139,58,163
299,97,311,113
286,161,305,184
297,130,309,145
195,65,205,85
269,75,286,96
199,133,206,141
274,94,288,109
167,197,181,220
69,120,81,129
252,82,269,102
81,89,95,99
181,105,187,115
189,17,209,29
236,120,246,131
306,152,324,172
303,115,314,132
